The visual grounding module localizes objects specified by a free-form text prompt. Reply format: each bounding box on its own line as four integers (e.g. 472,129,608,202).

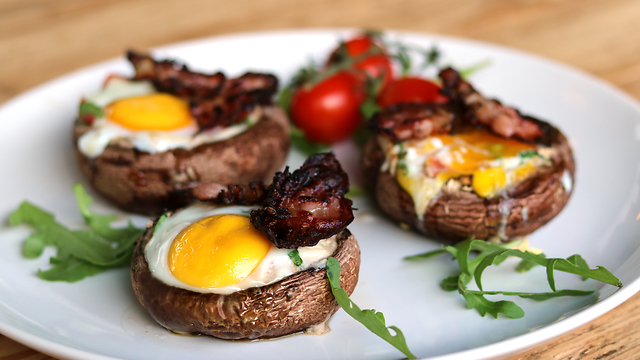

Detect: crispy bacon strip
369,103,456,142
251,153,354,249
126,51,278,131
192,182,268,205
439,67,543,142
189,73,278,130
127,51,225,101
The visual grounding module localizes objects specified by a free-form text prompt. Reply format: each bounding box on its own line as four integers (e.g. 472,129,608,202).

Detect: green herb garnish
489,143,504,157
289,125,331,157
78,101,104,119
346,185,368,199
277,86,295,113
459,59,492,80
9,184,145,282
326,257,417,359
154,213,168,235
519,150,542,159
395,143,409,175
405,238,622,319
288,249,303,267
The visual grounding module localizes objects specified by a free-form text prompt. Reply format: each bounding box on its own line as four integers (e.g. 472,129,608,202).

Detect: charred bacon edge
369,67,558,146
126,51,278,131
193,153,354,249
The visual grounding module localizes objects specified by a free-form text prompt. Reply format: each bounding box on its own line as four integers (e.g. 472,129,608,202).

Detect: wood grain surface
1,0,640,359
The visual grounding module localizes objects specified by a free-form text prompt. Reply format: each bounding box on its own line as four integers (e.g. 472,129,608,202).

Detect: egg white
145,203,338,295
77,78,260,158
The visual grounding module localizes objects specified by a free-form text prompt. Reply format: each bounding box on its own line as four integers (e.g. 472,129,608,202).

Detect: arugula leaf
391,45,412,77
405,238,622,318
39,257,107,283
460,289,525,319
346,185,368,199
290,125,331,156
9,184,145,282
23,234,46,258
360,97,381,122
459,59,492,79
79,101,104,118
288,249,303,267
404,248,448,260
567,254,590,280
278,86,294,114
326,257,417,359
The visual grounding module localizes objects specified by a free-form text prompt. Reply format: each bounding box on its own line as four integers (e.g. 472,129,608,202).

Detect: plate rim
1,27,639,360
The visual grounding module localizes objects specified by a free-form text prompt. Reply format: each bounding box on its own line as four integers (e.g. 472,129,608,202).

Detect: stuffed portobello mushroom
362,68,575,243
74,51,290,215
131,153,361,339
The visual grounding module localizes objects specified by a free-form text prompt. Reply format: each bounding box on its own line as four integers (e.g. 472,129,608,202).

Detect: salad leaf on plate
406,238,622,319
9,184,145,282
326,257,417,360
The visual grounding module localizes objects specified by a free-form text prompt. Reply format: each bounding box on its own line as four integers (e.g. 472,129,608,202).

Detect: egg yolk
105,93,193,130
397,130,538,199
168,214,272,288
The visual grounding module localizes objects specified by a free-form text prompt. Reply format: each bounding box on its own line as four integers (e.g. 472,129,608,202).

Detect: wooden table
1,0,639,359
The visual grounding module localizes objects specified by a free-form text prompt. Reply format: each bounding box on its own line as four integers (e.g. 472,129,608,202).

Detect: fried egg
77,77,260,158
145,203,338,295
384,130,555,217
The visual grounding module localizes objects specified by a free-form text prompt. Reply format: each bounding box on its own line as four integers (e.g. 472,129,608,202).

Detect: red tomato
342,36,380,57
328,36,394,88
354,54,393,88
377,77,449,107
290,72,366,143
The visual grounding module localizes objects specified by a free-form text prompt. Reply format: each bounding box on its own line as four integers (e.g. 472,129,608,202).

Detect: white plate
1,29,639,360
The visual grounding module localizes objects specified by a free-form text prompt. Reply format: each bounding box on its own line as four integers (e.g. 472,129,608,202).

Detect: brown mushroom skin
74,106,289,216
130,218,360,340
362,127,575,243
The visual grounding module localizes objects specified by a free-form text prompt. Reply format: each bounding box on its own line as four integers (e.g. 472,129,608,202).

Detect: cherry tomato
377,77,449,107
342,36,381,57
290,71,366,143
327,36,394,88
354,54,393,88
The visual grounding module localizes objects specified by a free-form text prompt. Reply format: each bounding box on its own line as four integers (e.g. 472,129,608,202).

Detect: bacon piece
126,51,278,131
250,153,355,249
189,73,278,130
369,103,456,142
193,182,268,205
439,67,543,142
127,51,225,101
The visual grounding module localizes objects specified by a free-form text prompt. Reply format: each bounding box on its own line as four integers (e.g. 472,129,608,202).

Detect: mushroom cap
130,219,360,340
361,125,574,243
74,106,290,216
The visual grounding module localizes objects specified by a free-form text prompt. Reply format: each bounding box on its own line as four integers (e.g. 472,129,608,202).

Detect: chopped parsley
519,150,542,159
288,249,303,267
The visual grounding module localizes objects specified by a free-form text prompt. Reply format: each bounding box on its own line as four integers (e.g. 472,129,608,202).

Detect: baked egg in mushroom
131,153,361,339
74,51,290,215
362,68,574,242
146,204,339,295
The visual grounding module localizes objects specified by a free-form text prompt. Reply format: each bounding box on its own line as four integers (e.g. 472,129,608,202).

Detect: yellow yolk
396,130,539,202
472,167,507,198
105,93,193,130
168,214,272,288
